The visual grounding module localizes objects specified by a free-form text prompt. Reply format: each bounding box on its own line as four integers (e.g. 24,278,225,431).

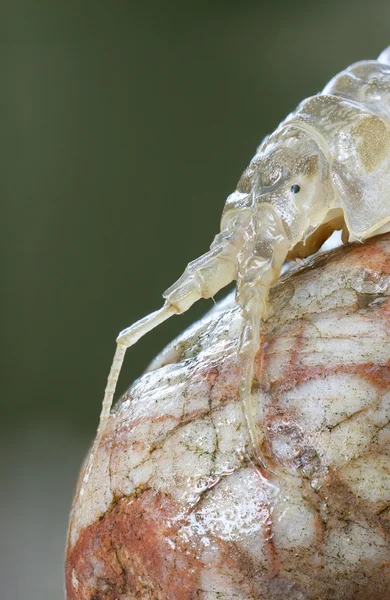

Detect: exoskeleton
96,46,390,469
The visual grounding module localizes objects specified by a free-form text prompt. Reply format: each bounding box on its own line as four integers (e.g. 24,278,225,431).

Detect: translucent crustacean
96,46,390,467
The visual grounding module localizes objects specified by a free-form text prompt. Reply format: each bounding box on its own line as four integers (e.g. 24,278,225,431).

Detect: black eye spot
290,184,301,194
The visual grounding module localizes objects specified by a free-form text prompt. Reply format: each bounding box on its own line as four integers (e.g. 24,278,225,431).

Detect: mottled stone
66,234,390,600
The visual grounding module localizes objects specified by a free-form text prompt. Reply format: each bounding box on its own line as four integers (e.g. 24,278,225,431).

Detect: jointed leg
238,286,268,466
99,304,178,425
236,208,289,467
96,227,240,444
82,305,180,488
81,223,242,489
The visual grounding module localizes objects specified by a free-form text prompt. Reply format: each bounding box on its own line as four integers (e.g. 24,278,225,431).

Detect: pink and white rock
66,234,390,600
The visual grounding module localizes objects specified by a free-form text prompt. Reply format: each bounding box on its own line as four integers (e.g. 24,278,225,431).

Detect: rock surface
66,234,390,600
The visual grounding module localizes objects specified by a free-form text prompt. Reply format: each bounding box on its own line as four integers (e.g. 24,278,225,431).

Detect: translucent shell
95,48,390,480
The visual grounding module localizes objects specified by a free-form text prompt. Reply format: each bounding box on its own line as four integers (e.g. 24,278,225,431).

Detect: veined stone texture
66,234,390,600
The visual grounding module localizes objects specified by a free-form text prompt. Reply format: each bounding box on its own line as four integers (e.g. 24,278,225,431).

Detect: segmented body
90,48,390,474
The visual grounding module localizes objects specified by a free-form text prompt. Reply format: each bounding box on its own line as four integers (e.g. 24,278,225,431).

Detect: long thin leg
238,288,267,465
236,207,289,467
100,304,177,425
81,229,241,489
96,225,243,443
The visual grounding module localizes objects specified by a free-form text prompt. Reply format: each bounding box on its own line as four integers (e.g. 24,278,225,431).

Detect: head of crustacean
221,125,339,258
255,127,338,246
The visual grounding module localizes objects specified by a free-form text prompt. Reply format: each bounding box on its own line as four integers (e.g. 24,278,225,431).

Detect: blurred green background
2,1,390,598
